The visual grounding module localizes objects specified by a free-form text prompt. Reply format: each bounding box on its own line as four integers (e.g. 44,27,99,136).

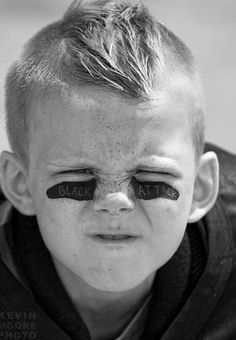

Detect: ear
188,151,219,223
0,151,36,216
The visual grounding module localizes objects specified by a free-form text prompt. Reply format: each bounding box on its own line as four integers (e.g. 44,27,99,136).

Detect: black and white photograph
0,1,236,339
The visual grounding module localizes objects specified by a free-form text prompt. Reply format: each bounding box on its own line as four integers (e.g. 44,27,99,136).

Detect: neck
53,257,155,340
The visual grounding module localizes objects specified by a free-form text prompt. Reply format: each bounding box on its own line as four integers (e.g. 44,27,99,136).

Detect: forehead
29,86,193,169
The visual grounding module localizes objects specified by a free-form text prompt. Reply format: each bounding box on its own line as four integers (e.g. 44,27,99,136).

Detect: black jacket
0,143,236,340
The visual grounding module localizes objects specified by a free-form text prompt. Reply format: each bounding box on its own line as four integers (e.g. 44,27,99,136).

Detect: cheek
140,186,194,246
137,200,188,269
141,194,192,230
34,198,89,253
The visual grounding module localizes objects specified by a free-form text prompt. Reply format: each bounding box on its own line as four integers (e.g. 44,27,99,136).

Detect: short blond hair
5,0,205,162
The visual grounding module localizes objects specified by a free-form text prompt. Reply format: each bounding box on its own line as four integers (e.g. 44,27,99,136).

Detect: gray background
0,0,235,154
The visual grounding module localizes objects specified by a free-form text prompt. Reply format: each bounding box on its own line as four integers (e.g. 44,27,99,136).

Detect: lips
88,232,141,245
96,234,134,240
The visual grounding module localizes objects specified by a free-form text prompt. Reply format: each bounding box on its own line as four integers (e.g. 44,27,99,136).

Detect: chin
87,277,145,292
81,263,156,293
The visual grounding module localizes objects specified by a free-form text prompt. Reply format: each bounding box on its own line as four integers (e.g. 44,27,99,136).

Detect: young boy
0,1,235,339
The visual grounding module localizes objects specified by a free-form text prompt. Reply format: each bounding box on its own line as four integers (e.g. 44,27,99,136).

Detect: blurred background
0,0,236,153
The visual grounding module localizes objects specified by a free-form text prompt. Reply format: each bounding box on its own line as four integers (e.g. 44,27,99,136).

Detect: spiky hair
5,0,205,162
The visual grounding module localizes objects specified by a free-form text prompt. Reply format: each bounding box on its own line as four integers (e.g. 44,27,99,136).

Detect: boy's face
27,86,196,292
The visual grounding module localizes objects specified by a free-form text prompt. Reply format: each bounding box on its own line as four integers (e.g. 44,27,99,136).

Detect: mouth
89,233,141,245
96,234,135,240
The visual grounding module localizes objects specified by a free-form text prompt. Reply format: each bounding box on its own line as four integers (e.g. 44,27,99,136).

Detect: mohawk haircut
5,0,205,163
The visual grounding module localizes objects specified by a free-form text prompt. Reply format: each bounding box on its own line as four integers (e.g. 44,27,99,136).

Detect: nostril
98,207,129,215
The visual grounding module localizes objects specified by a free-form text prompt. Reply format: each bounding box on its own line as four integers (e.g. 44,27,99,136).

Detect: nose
93,192,135,215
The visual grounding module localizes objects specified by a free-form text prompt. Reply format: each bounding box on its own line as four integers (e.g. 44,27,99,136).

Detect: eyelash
136,170,170,175
59,169,93,175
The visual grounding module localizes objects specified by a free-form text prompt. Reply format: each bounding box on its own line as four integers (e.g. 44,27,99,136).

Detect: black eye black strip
46,177,179,201
46,179,96,201
131,177,179,200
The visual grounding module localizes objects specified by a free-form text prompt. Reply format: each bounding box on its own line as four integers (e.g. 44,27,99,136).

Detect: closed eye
136,170,171,175
135,170,172,178
58,169,93,175
134,170,174,182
